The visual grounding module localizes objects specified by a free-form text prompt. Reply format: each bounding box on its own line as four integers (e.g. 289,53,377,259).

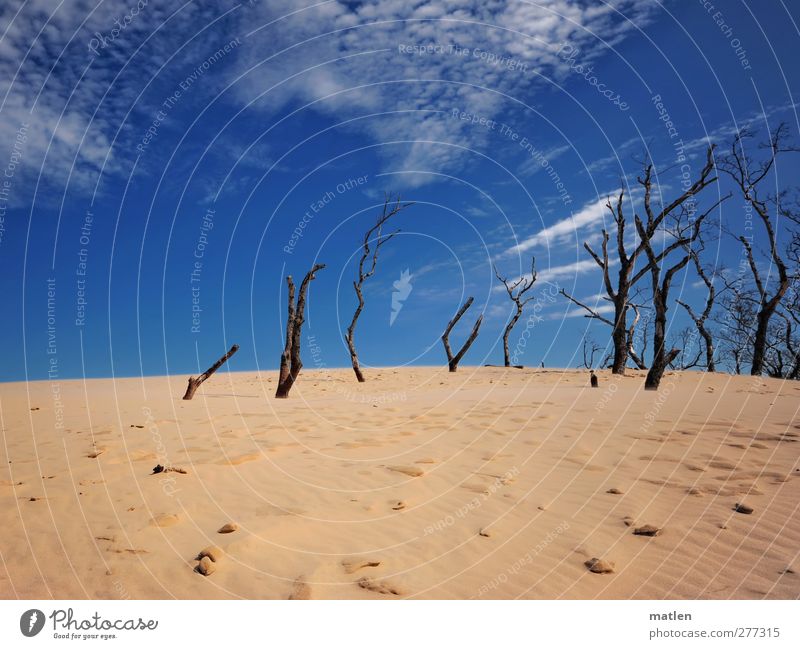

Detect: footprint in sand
342,558,381,574
386,465,424,478
196,545,224,562
151,513,180,527
218,452,262,466
357,577,402,596
288,577,312,599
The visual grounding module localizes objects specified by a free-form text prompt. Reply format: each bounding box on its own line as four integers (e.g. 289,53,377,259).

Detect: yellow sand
1,367,798,599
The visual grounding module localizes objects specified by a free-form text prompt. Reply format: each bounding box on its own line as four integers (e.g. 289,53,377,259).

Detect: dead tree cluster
566,124,800,387
560,146,718,378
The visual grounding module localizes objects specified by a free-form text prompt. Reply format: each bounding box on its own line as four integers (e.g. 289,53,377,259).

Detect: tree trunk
182,344,239,400
276,265,324,398
750,310,771,376
502,307,523,367
644,295,677,390
346,282,366,382
611,299,628,375
644,347,680,390
701,328,715,372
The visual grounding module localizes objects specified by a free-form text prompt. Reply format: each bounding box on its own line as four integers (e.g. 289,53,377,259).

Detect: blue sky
0,0,797,382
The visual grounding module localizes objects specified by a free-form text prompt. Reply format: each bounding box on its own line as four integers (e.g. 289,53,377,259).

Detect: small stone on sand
479,528,491,537
734,503,754,515
633,524,661,537
197,556,216,576
585,558,615,574
606,488,623,495
218,522,238,534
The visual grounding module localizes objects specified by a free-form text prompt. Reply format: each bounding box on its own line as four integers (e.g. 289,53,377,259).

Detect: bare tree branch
442,297,483,372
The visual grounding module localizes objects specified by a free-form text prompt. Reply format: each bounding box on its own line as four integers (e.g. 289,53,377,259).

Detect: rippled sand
1,367,798,599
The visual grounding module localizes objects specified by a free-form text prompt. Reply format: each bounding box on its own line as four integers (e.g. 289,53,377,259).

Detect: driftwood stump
182,344,239,400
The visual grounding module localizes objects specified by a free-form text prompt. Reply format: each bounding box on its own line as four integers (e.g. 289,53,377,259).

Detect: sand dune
1,367,798,599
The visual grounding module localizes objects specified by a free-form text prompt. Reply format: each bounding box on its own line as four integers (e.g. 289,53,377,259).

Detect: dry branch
182,344,239,400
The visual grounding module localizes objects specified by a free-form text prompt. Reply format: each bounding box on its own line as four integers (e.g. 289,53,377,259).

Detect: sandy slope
1,366,799,599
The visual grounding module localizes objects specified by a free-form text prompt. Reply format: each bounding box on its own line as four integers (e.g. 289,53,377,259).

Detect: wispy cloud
0,1,239,195
503,194,610,256
230,0,659,187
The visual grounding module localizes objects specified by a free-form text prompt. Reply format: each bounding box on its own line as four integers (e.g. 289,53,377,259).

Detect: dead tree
719,124,796,376
668,327,703,370
494,257,536,367
182,344,239,400
346,195,412,382
561,147,717,375
581,336,602,369
716,284,756,374
276,264,325,398
635,175,728,390
560,289,648,369
676,245,720,372
442,297,483,372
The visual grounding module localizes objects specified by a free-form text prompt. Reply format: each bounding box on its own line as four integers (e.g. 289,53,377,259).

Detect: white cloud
503,194,609,256
0,0,234,196
230,0,659,186
493,256,603,291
